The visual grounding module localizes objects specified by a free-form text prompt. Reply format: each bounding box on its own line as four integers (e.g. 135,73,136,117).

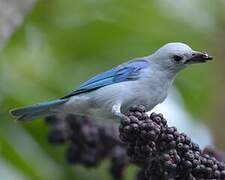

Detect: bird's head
151,42,213,72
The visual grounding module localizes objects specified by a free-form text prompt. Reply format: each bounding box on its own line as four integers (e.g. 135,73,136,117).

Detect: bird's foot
112,104,129,122
117,113,129,121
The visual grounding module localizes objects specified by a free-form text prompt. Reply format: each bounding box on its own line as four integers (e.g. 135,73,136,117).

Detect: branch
45,106,225,180
0,0,36,49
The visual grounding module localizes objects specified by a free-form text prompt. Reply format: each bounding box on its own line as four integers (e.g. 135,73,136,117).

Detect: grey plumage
10,42,212,122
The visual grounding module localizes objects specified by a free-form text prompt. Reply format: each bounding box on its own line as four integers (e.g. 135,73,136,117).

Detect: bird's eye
173,55,183,62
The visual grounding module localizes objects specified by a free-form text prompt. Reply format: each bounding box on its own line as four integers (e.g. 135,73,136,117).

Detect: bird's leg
112,104,128,120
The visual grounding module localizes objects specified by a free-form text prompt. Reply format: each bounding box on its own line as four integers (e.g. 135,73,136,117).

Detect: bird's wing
62,59,149,98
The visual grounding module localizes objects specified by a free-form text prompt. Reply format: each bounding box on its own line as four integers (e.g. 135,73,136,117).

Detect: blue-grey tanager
10,42,212,121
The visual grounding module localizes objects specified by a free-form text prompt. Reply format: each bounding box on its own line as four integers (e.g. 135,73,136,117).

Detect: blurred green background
1,0,225,179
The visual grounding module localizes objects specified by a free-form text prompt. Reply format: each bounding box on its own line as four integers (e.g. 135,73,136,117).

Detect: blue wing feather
62,59,149,98
78,68,117,89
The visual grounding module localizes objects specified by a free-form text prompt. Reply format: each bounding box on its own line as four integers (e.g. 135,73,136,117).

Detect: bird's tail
10,99,68,122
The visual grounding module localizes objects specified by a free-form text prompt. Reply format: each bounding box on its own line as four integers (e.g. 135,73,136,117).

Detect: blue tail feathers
10,99,68,122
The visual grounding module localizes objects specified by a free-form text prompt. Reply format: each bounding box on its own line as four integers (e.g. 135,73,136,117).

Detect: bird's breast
121,78,169,112
86,73,171,117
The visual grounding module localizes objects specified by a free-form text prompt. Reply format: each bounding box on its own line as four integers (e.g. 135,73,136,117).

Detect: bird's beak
185,51,213,64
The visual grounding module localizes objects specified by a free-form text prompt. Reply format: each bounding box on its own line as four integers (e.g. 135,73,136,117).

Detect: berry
45,106,225,180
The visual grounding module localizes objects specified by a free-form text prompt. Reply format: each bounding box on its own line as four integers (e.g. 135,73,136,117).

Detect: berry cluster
45,106,225,179
119,105,225,179
45,115,128,179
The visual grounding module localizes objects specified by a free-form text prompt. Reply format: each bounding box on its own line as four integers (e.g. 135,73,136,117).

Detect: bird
10,42,213,122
